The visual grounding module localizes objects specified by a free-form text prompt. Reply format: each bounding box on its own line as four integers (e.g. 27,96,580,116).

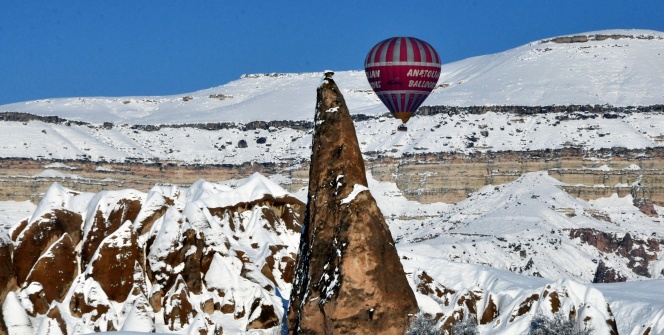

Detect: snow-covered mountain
2,29,663,125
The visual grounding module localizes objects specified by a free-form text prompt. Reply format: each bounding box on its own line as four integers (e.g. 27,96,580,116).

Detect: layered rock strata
288,75,417,334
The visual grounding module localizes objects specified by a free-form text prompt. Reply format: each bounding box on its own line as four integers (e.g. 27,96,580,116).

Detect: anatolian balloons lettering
364,37,441,131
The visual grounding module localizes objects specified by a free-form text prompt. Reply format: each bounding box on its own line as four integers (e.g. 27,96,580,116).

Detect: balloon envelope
365,37,441,124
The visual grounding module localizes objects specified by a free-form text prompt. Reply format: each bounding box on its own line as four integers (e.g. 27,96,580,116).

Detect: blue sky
1,1,663,105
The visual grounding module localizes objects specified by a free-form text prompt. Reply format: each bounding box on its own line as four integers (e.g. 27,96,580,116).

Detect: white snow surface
1,29,663,125
0,30,663,165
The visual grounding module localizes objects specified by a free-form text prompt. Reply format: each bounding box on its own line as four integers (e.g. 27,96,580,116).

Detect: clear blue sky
2,1,663,105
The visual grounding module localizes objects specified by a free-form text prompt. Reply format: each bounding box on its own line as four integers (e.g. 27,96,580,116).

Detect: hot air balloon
365,37,441,131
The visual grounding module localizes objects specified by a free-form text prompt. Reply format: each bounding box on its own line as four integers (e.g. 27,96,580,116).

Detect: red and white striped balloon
365,37,441,127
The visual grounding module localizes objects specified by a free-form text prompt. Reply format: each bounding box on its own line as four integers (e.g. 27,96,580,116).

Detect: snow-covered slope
2,30,663,125
3,172,664,334
4,106,664,164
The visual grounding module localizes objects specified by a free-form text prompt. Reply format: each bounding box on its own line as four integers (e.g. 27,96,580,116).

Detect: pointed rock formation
163,275,195,331
81,194,143,269
288,75,418,334
38,305,68,335
25,233,78,302
12,208,83,286
147,207,204,294
89,221,142,303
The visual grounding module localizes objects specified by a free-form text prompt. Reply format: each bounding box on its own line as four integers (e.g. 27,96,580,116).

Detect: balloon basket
397,124,408,132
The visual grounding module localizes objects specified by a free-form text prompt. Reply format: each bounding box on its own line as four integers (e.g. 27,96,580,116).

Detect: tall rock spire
287,74,417,334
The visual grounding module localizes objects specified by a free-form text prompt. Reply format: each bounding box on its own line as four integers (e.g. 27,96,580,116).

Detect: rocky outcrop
25,233,78,302
12,208,82,285
147,211,204,295
418,104,664,117
81,196,142,269
541,33,663,44
411,270,619,335
3,176,303,334
89,221,142,302
570,228,663,278
288,75,417,334
163,275,195,331
593,260,627,283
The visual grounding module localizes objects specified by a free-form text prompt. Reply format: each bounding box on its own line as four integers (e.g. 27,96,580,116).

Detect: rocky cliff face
287,75,417,334
1,175,304,334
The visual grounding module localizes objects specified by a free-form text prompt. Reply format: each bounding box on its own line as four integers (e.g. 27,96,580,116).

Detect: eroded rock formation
570,228,663,278
411,270,619,334
288,75,417,334
2,175,304,334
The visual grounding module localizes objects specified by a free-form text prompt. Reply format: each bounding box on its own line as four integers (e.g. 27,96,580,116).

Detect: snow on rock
2,292,33,335
12,199,84,287
80,189,145,269
36,305,68,335
404,259,619,334
393,171,664,283
24,233,77,302
2,174,304,334
119,286,155,332
196,172,291,209
288,75,417,334
87,221,142,302
67,275,119,332
162,275,194,331
147,205,205,295
339,184,369,205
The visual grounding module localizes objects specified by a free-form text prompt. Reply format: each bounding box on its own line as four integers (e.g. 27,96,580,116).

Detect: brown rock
246,297,280,330
81,198,142,269
13,209,82,285
593,260,627,283
149,285,163,313
0,239,16,306
68,276,116,328
23,282,50,316
287,76,418,334
90,221,142,302
134,193,171,235
480,295,499,324
25,233,78,302
571,228,662,278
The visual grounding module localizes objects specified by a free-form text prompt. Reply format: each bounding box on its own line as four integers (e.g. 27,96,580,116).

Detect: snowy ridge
3,175,303,334
392,172,664,282
1,29,663,125
0,29,663,164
